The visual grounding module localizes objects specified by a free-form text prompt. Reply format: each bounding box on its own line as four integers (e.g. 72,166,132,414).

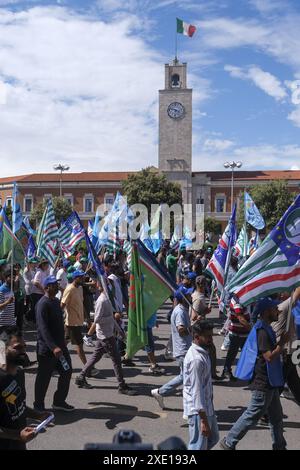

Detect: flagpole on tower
175,18,178,61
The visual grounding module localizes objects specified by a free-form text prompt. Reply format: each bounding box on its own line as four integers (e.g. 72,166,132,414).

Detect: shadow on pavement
51,402,161,430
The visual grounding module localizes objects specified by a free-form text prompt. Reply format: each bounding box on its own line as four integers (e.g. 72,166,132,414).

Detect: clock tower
158,59,192,205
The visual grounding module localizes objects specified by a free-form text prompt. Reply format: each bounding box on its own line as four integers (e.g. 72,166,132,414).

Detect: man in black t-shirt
0,327,52,450
34,276,74,412
220,298,289,450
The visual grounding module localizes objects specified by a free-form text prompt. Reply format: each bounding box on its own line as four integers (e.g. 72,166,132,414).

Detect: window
84,195,94,213
104,193,114,211
24,195,33,213
196,198,204,205
216,198,225,213
64,194,73,207
6,197,12,207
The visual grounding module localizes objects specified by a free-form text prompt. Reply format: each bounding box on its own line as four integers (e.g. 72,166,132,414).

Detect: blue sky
1,0,300,175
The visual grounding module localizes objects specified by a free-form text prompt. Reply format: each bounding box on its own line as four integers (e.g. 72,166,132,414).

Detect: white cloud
0,7,192,176
249,0,287,14
204,139,235,152
225,64,287,101
194,143,300,171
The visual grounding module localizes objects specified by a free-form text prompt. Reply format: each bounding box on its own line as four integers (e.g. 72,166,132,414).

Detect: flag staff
175,18,178,61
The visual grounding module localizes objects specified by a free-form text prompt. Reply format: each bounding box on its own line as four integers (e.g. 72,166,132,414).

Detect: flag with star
228,195,300,306
126,240,177,358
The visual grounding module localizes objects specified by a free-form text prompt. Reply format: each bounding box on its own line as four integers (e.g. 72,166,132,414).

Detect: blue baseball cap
63,260,71,268
187,272,197,280
174,285,193,300
254,297,280,316
43,275,58,288
72,270,86,280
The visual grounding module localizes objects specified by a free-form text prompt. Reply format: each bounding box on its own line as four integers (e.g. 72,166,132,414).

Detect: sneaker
86,367,101,378
52,402,75,412
83,335,95,347
221,371,237,382
219,437,233,450
258,415,269,427
118,384,138,396
151,388,165,410
33,404,46,412
75,376,93,389
280,389,295,401
121,358,136,367
212,374,224,381
149,365,164,375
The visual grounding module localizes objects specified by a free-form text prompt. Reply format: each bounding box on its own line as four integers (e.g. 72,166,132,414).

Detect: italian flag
176,18,196,37
228,195,300,306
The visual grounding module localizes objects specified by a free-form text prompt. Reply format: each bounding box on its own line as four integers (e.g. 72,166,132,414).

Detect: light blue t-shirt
171,304,192,358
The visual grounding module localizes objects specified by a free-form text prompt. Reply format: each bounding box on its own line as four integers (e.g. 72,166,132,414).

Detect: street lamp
53,164,70,198
223,161,242,211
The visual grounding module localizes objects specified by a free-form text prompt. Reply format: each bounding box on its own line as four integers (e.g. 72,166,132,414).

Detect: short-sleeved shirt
0,367,27,450
249,328,274,391
32,269,49,295
0,284,15,327
61,284,84,326
56,269,68,291
171,304,192,358
190,291,207,320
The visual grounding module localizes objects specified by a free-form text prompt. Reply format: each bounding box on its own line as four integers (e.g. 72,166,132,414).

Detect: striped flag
123,239,132,270
106,224,121,256
36,199,58,266
233,226,248,259
206,204,237,293
229,195,300,306
59,212,85,257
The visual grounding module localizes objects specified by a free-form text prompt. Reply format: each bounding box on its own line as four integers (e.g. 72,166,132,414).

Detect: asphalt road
23,303,300,450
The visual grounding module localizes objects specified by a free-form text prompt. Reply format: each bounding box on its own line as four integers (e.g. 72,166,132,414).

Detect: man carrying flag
220,298,289,450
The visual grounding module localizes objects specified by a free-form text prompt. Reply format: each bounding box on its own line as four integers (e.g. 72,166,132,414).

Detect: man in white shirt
75,282,137,396
31,259,50,322
56,260,70,300
183,320,219,450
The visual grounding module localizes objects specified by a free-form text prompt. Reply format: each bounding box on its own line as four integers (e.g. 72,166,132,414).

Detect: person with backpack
220,297,289,450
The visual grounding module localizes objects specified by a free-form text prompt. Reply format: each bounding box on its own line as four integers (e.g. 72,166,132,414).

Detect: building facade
0,60,300,232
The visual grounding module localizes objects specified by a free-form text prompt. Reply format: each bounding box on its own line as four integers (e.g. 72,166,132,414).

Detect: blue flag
245,192,265,230
23,216,37,236
26,235,36,259
270,195,300,266
12,183,23,234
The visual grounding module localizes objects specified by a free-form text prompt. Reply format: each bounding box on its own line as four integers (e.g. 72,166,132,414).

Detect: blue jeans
226,389,287,450
159,356,184,396
188,414,219,450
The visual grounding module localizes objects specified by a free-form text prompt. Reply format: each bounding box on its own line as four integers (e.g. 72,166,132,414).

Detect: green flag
126,240,176,358
0,223,25,267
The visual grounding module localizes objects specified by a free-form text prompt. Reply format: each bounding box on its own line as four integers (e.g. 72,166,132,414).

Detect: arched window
171,73,180,87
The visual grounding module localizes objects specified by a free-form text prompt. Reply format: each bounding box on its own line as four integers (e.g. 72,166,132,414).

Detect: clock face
167,102,185,119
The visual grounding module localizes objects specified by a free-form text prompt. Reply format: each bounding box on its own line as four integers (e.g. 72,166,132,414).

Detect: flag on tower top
177,18,196,37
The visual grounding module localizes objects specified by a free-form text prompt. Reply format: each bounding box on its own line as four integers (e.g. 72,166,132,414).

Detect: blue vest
235,320,284,388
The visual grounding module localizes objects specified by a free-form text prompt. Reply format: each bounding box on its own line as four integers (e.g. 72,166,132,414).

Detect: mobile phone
35,413,55,434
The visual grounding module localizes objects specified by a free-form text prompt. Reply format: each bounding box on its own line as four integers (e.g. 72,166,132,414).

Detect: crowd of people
0,244,299,450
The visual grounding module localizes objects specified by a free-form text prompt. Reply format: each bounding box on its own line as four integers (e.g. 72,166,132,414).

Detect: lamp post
223,161,242,211
53,164,70,198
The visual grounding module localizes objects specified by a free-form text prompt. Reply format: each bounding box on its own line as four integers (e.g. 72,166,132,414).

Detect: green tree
204,217,222,236
30,197,73,226
238,180,297,232
122,167,182,212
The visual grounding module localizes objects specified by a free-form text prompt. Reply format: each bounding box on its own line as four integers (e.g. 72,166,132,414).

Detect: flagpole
175,18,178,61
